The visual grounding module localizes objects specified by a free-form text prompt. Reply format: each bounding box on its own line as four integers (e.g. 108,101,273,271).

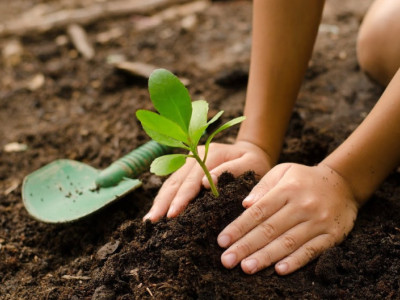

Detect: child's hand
143,141,273,222
218,163,359,275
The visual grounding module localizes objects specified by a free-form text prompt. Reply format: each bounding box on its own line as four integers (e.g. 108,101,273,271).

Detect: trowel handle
95,141,171,187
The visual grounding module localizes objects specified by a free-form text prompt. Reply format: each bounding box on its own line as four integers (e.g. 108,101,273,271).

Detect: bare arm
238,0,325,164
323,68,400,204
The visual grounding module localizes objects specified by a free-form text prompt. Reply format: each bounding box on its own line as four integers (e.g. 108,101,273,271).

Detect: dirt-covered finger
242,163,292,208
144,159,196,221
220,204,301,270
240,221,321,274
166,163,207,218
275,234,335,275
218,188,288,249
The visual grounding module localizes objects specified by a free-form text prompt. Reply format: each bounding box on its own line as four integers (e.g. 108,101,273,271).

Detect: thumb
242,163,293,208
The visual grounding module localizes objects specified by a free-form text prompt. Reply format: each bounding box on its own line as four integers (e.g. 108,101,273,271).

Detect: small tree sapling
136,69,245,197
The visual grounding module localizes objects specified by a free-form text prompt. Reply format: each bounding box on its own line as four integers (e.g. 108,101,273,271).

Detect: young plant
136,69,245,197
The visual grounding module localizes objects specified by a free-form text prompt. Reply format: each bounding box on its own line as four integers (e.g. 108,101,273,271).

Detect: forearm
237,0,325,164
323,68,400,205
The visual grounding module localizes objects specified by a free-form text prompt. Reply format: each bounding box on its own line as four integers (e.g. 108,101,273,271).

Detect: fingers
220,209,298,270
221,219,332,275
218,170,332,275
220,197,335,275
145,145,230,221
218,186,289,250
143,159,197,221
238,222,323,274
242,163,292,208
166,161,209,218
275,234,335,275
219,200,300,269
145,142,274,222
216,162,358,275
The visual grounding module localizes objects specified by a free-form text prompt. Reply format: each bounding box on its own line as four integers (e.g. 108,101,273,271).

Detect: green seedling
136,69,245,197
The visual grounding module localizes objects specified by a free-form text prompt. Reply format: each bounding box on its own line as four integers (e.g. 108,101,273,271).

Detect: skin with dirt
0,0,399,299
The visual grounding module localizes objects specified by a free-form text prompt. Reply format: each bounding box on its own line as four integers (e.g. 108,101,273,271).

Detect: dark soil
1,0,400,299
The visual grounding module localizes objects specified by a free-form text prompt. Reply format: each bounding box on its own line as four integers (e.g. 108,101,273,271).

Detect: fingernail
222,253,236,268
218,234,231,247
143,212,152,221
276,262,289,274
243,258,258,274
167,205,176,218
242,194,255,207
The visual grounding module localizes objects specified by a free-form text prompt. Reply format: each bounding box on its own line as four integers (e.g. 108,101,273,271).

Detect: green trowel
22,141,170,223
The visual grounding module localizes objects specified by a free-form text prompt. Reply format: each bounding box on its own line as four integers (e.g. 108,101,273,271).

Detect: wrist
234,138,277,167
319,160,372,207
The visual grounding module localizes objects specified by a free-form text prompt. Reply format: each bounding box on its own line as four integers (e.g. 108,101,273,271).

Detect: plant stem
191,148,219,197
195,156,219,197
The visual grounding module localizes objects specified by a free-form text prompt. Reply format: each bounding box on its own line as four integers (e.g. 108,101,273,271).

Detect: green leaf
136,110,189,144
203,116,246,162
207,110,224,126
141,126,190,150
150,154,187,176
149,69,192,132
189,100,208,146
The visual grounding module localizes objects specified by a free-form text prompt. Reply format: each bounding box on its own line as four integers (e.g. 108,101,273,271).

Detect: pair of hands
144,141,359,275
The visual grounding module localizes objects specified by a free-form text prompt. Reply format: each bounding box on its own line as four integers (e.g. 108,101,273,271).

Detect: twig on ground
0,0,189,37
67,24,95,60
114,61,157,79
61,275,91,280
113,61,191,85
134,0,210,31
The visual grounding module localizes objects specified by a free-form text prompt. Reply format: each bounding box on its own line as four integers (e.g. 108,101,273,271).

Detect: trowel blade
22,159,141,223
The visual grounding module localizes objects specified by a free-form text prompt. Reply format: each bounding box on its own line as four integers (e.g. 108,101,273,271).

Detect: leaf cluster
136,69,245,178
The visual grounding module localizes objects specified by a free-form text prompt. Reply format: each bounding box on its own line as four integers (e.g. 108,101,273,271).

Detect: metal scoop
22,141,170,223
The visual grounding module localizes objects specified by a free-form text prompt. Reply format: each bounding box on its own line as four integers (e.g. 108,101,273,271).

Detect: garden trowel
22,141,170,223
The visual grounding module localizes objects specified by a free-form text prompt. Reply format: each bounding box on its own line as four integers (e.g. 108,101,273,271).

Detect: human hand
217,163,359,275
143,140,273,222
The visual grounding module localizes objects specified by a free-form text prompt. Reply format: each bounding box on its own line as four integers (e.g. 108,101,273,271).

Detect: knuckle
182,175,199,185
164,177,181,190
235,242,252,256
248,204,266,222
229,222,246,238
325,235,337,247
258,249,273,267
253,180,269,193
281,235,297,252
299,197,318,212
329,227,342,240
259,222,276,240
286,178,302,190
318,209,330,223
153,194,163,205
304,245,320,261
288,254,303,269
